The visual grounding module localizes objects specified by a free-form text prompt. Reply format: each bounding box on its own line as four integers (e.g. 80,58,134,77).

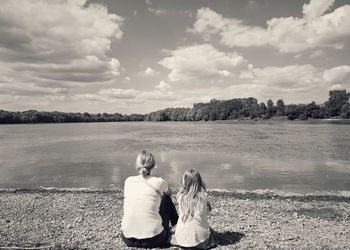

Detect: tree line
0,110,145,124
145,89,350,121
1,89,349,124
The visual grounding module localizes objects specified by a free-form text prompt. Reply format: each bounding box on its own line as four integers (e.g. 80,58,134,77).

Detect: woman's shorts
121,229,170,248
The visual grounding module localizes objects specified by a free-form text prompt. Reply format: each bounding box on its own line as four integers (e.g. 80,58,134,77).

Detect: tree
285,104,306,120
325,89,350,117
341,103,350,119
305,101,320,118
259,102,267,118
266,99,276,117
240,97,259,119
276,99,285,116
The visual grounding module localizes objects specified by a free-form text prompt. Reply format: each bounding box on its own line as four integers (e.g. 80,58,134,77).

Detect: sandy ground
0,190,349,249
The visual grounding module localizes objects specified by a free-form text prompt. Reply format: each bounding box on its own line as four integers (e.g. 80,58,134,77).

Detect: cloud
99,88,139,99
148,7,167,16
248,65,321,89
330,84,343,90
309,50,325,58
302,0,335,20
145,0,166,16
35,62,350,112
0,0,123,97
140,90,176,101
239,64,350,93
0,83,68,96
247,0,259,9
159,44,246,82
155,81,170,91
140,67,159,77
93,88,177,102
72,93,106,102
191,1,350,53
322,65,350,84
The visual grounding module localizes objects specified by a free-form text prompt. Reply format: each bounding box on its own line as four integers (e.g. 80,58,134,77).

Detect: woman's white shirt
121,175,168,239
175,192,211,247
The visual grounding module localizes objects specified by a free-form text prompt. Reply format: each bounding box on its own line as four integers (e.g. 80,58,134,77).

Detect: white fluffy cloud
240,64,350,93
248,65,321,90
0,0,123,97
323,65,350,83
303,0,334,20
99,88,139,99
192,1,350,53
140,67,159,77
155,81,171,91
159,44,246,82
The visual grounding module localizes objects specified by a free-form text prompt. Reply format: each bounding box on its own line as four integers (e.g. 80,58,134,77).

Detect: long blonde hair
177,169,207,222
135,150,155,176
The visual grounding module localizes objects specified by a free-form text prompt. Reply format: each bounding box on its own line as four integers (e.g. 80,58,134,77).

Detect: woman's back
121,175,168,239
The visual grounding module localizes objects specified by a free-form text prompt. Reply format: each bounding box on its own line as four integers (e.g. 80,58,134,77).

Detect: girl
121,150,178,248
175,169,218,249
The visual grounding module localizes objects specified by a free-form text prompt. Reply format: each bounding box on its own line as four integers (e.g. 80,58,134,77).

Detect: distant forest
1,89,350,124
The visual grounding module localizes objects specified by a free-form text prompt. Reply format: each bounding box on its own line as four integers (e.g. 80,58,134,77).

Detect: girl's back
174,169,217,249
175,191,210,247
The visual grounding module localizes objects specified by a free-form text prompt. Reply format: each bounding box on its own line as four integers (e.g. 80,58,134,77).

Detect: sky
0,0,350,114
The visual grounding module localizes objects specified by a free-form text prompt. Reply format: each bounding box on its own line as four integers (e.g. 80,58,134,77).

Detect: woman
121,150,178,248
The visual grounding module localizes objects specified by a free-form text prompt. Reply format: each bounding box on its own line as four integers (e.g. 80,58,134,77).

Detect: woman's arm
163,185,173,196
159,178,173,196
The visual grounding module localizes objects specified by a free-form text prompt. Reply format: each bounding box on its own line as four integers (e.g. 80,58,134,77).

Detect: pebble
1,191,350,249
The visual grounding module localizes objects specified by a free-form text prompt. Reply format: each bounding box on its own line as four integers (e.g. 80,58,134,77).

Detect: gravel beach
0,189,349,249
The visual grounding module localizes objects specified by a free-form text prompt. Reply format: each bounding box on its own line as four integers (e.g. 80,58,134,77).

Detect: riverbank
0,189,349,249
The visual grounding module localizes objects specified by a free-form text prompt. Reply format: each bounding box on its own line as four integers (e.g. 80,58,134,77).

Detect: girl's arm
207,201,212,212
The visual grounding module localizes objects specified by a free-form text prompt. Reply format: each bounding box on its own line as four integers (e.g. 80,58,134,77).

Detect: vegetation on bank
145,89,350,121
0,111,145,124
1,89,350,124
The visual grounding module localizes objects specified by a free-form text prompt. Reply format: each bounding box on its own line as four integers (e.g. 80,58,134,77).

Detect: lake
0,121,350,193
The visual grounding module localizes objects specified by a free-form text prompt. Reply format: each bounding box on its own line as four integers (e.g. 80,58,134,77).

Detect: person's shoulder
149,176,167,184
125,175,138,183
149,176,169,191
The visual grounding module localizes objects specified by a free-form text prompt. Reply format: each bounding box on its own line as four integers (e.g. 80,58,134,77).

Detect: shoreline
1,189,349,249
1,187,350,201
1,117,350,126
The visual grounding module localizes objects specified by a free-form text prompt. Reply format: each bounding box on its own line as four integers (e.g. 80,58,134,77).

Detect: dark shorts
121,229,170,249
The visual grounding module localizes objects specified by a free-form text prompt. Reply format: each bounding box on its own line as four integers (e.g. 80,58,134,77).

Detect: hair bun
139,167,149,176
136,150,155,176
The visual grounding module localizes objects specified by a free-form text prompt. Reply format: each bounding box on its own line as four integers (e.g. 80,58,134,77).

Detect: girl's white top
175,192,211,247
121,175,168,238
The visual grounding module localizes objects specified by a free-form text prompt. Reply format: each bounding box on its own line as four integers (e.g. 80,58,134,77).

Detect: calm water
0,121,350,193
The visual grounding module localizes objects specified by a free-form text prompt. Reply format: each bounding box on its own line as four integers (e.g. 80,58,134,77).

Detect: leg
159,195,178,230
